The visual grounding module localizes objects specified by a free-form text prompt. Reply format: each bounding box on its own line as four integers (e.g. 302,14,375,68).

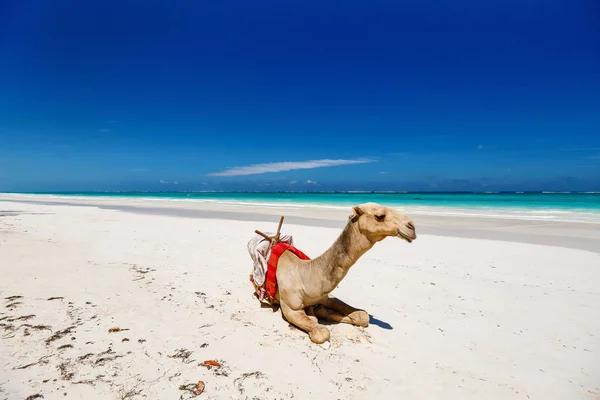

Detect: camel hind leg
318,295,369,327
313,305,361,325
304,305,319,324
280,302,330,344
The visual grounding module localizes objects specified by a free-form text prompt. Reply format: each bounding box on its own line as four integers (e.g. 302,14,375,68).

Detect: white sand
1,201,599,400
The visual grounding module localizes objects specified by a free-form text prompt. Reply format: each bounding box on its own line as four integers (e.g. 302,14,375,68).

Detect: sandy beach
1,195,599,400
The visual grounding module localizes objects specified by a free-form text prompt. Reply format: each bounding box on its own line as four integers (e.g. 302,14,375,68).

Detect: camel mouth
397,230,416,243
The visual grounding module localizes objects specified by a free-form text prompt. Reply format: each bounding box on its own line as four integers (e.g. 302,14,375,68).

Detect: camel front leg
319,295,369,327
280,302,330,344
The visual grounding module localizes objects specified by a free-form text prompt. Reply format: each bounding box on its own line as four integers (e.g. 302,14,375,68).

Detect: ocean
5,191,600,224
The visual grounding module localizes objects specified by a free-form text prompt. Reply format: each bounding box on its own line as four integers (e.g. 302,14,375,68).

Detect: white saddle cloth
247,232,294,287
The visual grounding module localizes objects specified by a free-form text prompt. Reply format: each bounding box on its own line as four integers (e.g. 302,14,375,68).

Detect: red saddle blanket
265,242,311,299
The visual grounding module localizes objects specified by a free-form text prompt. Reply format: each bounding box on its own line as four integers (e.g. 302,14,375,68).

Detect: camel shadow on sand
368,315,393,330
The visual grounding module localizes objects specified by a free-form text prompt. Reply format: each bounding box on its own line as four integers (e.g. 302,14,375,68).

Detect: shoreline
2,192,600,224
1,194,599,252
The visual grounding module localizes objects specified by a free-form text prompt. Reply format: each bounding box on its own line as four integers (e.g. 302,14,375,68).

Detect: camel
268,202,416,344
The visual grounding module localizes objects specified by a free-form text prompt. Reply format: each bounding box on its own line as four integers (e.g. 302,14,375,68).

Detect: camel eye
374,214,385,222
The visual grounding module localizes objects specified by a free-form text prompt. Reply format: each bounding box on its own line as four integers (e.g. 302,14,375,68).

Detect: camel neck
311,221,374,293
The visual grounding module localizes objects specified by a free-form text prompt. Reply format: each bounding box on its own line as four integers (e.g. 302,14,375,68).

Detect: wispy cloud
306,180,317,184
379,171,388,174
159,180,169,184
208,158,375,177
99,128,111,133
107,120,117,124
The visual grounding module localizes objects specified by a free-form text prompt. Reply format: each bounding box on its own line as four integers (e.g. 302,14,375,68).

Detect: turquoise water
7,191,600,222
16,191,600,210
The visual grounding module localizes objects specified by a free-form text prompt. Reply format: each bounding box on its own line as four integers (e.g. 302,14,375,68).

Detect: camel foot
349,310,369,327
309,325,330,344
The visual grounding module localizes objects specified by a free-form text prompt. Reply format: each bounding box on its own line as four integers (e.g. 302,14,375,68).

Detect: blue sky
0,0,599,192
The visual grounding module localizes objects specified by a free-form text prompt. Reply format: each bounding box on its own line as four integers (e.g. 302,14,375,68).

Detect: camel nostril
407,222,415,230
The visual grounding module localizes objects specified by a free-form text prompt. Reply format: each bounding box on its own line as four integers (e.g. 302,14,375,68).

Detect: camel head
349,202,416,244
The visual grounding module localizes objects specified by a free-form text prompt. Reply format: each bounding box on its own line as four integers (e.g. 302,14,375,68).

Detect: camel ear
350,205,364,221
